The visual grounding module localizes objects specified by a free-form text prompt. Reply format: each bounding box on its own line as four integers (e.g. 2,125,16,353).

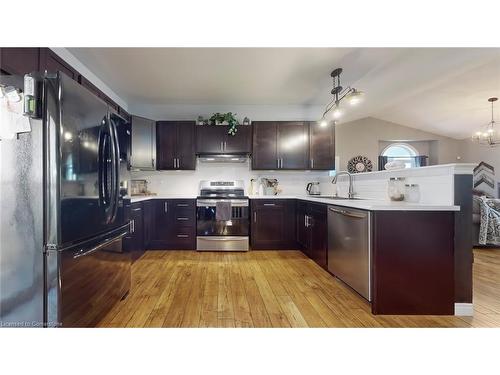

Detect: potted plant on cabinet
209,112,239,136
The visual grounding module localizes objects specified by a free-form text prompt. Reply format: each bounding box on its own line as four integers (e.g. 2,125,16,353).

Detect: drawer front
252,199,290,208
171,227,196,249
170,199,195,209
171,199,196,228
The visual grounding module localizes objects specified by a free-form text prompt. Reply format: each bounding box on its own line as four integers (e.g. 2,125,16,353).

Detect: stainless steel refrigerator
0,72,131,327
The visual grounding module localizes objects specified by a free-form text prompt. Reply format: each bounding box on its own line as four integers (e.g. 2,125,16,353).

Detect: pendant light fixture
472,97,500,147
319,68,364,126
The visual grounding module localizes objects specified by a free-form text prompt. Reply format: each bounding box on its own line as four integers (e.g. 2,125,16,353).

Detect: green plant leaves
209,112,239,135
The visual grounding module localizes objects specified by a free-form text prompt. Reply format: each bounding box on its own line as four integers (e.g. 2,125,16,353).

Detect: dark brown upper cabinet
40,48,79,81
252,121,278,169
277,121,308,169
308,121,335,170
0,48,40,75
252,121,308,170
196,125,227,154
196,125,252,154
224,125,252,154
157,121,196,170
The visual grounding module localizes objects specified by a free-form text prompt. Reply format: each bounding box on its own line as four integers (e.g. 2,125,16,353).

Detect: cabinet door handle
281,158,284,169
224,141,227,151
130,219,135,233
164,202,168,213
221,141,224,151
263,203,275,206
177,203,189,207
173,158,176,168
253,212,257,223
132,207,142,212
305,215,308,228
177,217,189,221
177,234,189,238
152,158,155,168
277,158,280,169
310,158,314,169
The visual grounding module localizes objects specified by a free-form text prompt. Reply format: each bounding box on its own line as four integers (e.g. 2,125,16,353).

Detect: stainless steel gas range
196,180,249,251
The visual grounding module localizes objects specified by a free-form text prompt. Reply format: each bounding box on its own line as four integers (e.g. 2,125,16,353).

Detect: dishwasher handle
328,206,367,219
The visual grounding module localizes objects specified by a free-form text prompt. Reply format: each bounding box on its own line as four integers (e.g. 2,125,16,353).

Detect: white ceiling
68,47,500,139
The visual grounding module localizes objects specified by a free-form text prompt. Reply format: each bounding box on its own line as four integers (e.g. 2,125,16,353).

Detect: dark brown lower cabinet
143,200,153,248
250,199,297,250
123,202,145,262
371,211,455,315
148,199,196,250
296,201,327,269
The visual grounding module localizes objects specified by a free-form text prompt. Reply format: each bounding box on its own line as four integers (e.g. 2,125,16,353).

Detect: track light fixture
319,67,364,125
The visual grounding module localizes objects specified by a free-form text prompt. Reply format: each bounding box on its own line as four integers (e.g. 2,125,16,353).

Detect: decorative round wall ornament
347,155,373,173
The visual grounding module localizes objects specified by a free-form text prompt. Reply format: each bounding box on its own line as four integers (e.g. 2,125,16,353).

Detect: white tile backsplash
131,161,473,205
131,159,331,196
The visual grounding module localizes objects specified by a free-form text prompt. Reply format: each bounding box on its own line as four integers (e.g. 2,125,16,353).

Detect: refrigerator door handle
97,119,112,211
109,116,121,223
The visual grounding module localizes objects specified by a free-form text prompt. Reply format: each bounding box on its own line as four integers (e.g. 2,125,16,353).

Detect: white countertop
249,195,460,211
131,194,460,211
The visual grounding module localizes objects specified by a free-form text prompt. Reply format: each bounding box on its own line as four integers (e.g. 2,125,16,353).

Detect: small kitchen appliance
196,180,249,251
306,182,321,195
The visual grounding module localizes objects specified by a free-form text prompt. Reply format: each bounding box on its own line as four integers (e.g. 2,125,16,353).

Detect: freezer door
45,224,131,327
45,73,125,247
0,116,44,327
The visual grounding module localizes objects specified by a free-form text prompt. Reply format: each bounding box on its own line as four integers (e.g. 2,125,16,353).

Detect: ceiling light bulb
346,89,364,106
332,108,342,119
319,120,328,127
488,128,494,133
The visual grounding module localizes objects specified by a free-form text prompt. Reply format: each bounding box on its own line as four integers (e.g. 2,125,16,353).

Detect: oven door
196,199,249,237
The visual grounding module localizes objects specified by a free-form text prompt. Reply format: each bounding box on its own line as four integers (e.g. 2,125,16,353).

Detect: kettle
306,182,321,195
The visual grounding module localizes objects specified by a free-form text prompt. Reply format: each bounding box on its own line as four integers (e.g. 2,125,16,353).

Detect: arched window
380,143,421,169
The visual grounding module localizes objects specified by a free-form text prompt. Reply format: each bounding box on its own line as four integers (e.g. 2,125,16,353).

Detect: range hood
198,154,249,163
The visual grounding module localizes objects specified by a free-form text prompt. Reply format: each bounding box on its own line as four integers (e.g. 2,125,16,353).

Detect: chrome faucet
332,171,354,199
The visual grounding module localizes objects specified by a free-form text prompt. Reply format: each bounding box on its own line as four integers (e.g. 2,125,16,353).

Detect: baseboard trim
454,303,473,316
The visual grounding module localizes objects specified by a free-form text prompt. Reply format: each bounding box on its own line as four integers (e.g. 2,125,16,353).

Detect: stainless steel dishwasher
327,206,371,301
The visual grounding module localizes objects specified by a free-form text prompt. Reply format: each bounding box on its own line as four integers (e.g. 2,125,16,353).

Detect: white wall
50,48,129,110
335,117,462,171
128,103,323,122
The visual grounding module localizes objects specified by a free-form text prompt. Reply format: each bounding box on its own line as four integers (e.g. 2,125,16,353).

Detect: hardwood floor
97,248,500,328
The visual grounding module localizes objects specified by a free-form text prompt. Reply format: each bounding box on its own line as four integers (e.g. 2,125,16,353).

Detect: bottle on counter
404,183,421,203
388,177,405,201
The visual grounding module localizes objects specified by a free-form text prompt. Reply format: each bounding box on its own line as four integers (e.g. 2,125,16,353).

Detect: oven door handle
197,199,249,207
